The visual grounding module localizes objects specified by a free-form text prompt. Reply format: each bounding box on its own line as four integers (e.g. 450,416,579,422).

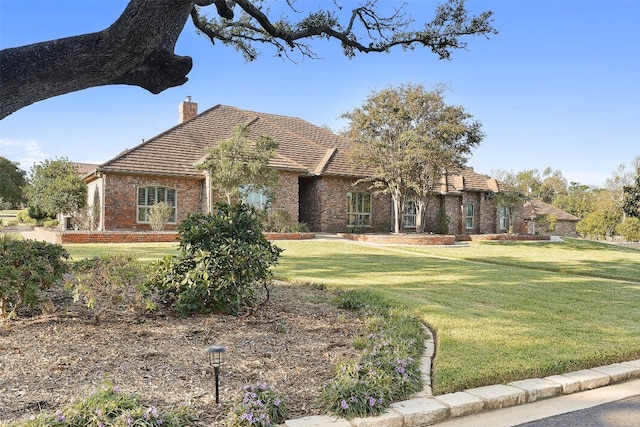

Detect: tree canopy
0,157,26,208
0,0,496,119
25,158,87,219
197,124,279,205
343,83,483,233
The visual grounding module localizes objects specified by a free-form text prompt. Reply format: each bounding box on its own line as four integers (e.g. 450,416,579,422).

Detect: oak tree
0,0,496,119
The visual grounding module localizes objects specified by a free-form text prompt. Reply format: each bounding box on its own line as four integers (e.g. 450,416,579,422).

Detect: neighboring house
521,198,580,237
81,98,522,235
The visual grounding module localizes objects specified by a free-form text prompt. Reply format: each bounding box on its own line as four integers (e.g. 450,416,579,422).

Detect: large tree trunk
0,0,214,119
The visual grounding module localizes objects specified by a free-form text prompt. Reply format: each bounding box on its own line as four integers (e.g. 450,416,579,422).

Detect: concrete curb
284,359,640,427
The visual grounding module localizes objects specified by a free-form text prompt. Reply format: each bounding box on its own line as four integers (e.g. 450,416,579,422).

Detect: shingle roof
438,168,508,193
94,104,509,195
97,104,367,178
523,198,580,221
72,162,99,176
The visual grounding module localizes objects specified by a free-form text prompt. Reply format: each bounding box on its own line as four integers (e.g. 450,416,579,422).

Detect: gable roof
438,168,509,193
72,162,99,176
523,198,580,221
95,104,368,179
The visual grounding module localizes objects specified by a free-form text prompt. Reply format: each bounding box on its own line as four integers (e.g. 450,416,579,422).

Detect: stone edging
284,330,640,427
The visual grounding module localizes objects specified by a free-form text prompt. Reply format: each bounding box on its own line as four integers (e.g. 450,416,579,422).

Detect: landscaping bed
0,282,363,425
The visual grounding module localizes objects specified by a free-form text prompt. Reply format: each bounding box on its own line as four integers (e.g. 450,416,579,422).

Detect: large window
465,202,474,229
347,192,371,227
404,200,417,228
137,186,176,223
499,206,508,230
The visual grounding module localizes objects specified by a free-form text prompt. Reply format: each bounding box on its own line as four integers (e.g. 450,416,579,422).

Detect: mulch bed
0,282,364,425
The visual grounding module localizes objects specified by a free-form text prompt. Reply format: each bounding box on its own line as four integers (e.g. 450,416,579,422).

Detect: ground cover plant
273,239,640,394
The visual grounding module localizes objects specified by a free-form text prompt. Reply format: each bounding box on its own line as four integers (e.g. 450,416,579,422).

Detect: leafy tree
616,217,640,242
0,0,496,119
575,202,621,240
0,157,26,208
344,83,483,233
495,167,567,204
25,158,87,221
197,124,279,204
553,182,597,219
622,165,640,219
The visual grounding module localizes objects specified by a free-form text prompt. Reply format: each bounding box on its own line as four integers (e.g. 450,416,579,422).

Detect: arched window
465,203,474,229
499,205,508,230
137,186,176,223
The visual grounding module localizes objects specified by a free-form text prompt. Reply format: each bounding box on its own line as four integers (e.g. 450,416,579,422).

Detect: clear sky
1,0,638,187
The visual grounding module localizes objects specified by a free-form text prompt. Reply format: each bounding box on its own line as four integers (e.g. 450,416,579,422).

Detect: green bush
435,207,450,235
616,217,640,242
321,290,425,418
228,383,288,427
148,203,282,316
6,380,195,426
64,255,155,320
148,201,173,231
0,239,68,320
16,208,36,224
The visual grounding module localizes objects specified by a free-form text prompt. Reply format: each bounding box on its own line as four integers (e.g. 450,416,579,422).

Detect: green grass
61,238,640,396
272,239,640,394
64,242,179,264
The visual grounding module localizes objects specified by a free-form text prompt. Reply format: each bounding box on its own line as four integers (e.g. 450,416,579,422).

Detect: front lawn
64,242,179,263
62,238,640,396
272,239,640,394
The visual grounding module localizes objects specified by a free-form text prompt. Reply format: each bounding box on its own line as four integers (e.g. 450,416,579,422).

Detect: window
137,186,176,223
499,206,508,230
465,203,474,229
404,200,417,228
347,192,371,227
240,186,270,210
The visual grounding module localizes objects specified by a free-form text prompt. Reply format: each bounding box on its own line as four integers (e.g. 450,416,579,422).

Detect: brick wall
270,171,299,224
103,173,205,230
301,177,391,233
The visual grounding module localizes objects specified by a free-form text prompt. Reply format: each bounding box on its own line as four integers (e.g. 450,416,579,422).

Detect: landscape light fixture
205,345,226,404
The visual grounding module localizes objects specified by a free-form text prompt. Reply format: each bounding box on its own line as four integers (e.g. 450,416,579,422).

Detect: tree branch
0,0,215,119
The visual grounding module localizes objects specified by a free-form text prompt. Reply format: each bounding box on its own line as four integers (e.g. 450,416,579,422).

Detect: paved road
517,395,640,427
436,379,640,427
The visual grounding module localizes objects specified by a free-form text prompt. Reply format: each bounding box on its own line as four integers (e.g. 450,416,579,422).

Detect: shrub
435,207,450,235
228,383,288,427
64,254,155,320
321,290,425,418
148,201,173,231
0,239,68,320
42,218,59,229
16,208,36,224
148,203,282,316
616,217,640,242
6,379,195,426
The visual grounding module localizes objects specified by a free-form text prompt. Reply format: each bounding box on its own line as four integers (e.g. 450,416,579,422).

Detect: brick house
521,198,580,237
82,98,523,235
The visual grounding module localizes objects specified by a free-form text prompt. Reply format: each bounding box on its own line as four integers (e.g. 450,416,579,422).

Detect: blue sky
1,0,638,186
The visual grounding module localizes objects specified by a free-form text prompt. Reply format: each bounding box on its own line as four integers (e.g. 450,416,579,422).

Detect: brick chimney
178,96,198,123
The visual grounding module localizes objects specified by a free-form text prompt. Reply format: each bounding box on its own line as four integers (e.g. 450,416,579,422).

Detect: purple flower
369,397,376,406
274,398,281,406
55,410,66,422
340,399,349,410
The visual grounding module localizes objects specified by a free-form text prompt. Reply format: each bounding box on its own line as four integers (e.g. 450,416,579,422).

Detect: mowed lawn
64,238,640,395
272,239,640,394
